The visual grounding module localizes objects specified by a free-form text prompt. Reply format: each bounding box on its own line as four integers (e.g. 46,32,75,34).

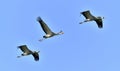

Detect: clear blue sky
0,0,120,71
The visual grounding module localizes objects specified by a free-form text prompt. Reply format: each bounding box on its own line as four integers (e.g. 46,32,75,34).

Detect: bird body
80,10,103,28
17,45,40,61
37,17,64,41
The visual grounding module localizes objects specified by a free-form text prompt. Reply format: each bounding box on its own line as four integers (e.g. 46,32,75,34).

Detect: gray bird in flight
17,45,40,61
37,17,64,41
80,10,104,28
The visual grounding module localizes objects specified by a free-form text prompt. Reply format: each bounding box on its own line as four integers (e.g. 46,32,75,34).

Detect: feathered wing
18,45,32,53
37,17,53,34
32,52,39,61
81,10,94,19
95,18,103,28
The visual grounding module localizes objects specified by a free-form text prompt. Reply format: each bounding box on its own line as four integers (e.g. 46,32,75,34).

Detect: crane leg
17,56,22,58
38,38,45,42
79,21,85,24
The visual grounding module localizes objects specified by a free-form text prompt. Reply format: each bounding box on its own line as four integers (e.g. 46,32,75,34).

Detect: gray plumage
37,17,64,41
17,45,40,61
80,10,103,28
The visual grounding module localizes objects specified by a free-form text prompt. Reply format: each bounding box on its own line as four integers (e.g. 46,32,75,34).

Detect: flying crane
80,10,104,28
17,45,40,61
37,17,64,41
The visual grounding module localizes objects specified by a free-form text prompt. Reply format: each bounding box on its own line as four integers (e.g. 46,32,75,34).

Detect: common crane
17,45,40,61
80,10,104,28
37,17,64,41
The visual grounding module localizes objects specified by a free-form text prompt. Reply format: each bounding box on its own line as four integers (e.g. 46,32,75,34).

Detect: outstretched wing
32,52,39,61
37,17,53,34
95,18,103,28
81,10,94,19
18,45,32,53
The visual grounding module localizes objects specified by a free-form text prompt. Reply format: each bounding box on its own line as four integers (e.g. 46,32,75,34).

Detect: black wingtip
18,45,26,47
37,16,42,22
99,27,103,29
17,46,20,49
35,59,39,61
98,25,103,29
17,45,27,49
81,10,90,14
17,45,21,49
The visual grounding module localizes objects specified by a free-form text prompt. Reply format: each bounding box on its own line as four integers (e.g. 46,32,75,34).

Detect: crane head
33,51,40,53
59,30,64,35
97,16,104,19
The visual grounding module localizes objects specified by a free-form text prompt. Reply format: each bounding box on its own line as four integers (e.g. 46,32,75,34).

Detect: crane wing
18,45,32,53
95,18,103,28
81,10,94,19
32,52,39,61
37,17,53,34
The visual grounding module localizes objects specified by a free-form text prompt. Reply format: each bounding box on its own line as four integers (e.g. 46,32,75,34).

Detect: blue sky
0,0,120,71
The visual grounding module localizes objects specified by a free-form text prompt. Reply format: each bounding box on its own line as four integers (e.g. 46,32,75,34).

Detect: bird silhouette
80,10,104,28
17,45,40,61
37,17,64,41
